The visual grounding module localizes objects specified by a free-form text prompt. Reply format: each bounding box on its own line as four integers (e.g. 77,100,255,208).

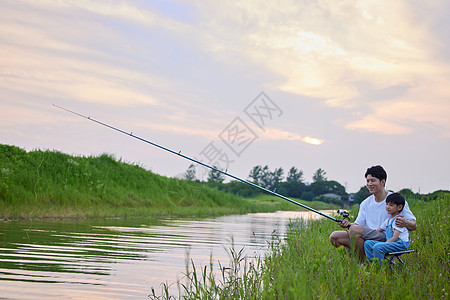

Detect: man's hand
395,215,407,227
338,219,351,228
395,215,417,231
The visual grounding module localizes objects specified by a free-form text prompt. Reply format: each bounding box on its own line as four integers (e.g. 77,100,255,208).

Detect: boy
364,192,410,265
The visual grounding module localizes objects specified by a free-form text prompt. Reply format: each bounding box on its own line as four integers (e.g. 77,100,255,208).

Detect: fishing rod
53,104,345,223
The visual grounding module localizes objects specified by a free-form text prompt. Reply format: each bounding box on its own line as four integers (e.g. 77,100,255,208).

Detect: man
329,165,417,261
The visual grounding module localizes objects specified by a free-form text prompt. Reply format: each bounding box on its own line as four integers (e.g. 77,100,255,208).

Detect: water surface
0,210,325,299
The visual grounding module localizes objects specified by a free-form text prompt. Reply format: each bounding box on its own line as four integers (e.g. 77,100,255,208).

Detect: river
0,210,328,299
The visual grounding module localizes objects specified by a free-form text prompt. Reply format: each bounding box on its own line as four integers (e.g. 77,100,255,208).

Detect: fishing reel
337,209,350,220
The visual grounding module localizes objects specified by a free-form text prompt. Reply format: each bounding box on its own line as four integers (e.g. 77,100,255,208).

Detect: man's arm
395,215,417,231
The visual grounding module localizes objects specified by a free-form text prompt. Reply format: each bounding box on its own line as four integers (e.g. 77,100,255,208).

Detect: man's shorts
361,227,386,242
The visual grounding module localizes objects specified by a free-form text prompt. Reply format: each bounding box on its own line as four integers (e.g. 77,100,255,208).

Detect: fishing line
53,104,344,223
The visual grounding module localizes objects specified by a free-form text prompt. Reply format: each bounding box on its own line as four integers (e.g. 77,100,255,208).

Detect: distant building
347,194,355,208
348,194,354,202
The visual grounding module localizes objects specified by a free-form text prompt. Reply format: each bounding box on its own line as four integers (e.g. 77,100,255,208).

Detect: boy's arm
376,227,384,232
386,230,400,243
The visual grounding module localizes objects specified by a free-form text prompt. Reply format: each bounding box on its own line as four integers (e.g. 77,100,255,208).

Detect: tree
301,191,314,201
271,167,284,188
207,166,225,183
260,165,272,188
421,190,450,202
259,166,284,190
248,165,263,184
278,181,306,198
353,186,370,203
312,168,327,182
286,167,304,183
220,180,260,197
398,188,421,200
184,164,196,181
310,180,346,197
248,165,284,190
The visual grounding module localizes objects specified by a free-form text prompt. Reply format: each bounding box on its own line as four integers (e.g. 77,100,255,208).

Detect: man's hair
365,165,387,182
386,192,405,208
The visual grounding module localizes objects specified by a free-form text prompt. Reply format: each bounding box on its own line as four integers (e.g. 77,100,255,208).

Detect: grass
0,144,332,220
149,195,449,299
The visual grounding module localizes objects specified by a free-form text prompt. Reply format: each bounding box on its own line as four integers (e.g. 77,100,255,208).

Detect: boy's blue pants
364,240,409,265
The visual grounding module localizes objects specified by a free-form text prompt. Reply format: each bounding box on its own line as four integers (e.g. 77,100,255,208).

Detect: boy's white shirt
380,216,410,242
354,192,416,230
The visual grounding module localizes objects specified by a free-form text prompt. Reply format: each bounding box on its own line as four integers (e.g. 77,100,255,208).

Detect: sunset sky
1,0,449,194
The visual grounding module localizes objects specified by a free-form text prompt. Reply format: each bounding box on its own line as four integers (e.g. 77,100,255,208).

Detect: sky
1,0,449,194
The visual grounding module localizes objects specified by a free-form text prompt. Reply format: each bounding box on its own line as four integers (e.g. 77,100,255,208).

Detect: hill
0,144,301,220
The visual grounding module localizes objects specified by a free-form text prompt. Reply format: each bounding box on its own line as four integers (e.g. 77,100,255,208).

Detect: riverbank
157,195,449,299
0,144,335,220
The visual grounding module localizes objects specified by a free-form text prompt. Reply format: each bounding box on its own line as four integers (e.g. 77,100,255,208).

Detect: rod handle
336,219,351,228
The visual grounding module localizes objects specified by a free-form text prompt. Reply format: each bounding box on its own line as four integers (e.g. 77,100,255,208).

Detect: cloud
346,75,450,136
302,136,324,145
191,1,420,94
188,0,450,136
121,119,324,147
260,128,324,145
0,1,181,108
2,0,449,140
130,120,221,140
19,0,165,28
345,115,411,135
0,44,161,106
0,101,68,128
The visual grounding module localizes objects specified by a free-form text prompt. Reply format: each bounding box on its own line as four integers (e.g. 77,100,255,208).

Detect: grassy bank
0,144,330,220
155,195,449,299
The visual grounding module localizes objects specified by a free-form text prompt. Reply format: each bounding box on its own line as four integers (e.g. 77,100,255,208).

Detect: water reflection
0,210,326,299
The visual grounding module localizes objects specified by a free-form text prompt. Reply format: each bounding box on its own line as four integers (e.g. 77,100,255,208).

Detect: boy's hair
386,192,405,208
365,165,387,182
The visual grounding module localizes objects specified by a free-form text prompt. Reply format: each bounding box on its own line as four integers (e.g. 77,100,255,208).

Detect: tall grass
152,195,449,299
0,145,242,219
0,144,326,220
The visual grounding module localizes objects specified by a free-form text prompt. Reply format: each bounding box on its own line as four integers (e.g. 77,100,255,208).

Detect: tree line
184,165,450,205
183,164,365,205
